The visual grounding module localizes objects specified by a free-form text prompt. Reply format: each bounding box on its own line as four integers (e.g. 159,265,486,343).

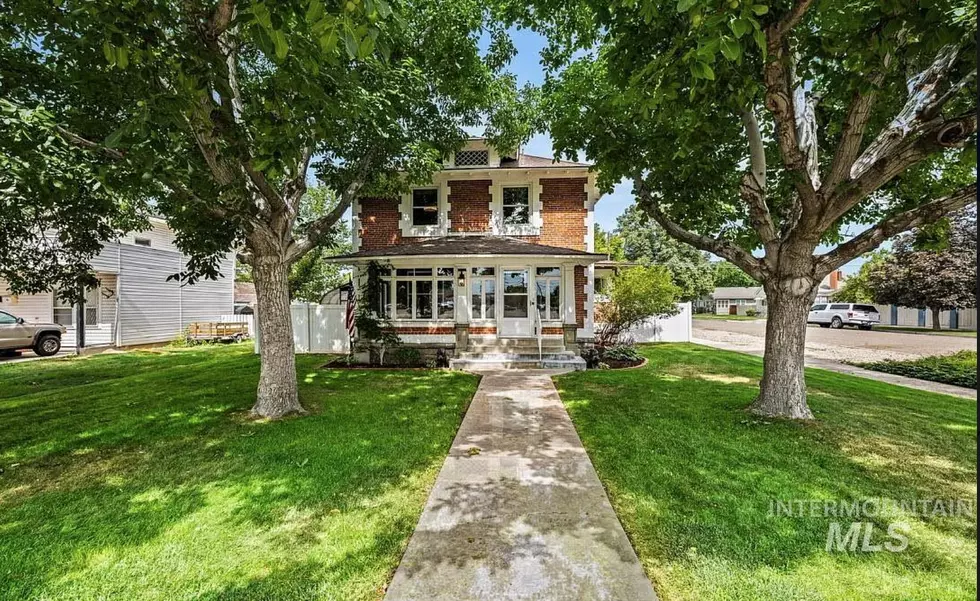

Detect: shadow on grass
555,343,977,601
0,344,479,601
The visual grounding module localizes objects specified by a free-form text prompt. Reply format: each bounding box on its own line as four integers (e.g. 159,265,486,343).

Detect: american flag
344,280,357,338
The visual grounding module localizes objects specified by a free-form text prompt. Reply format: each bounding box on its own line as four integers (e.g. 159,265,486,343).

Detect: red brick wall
541,327,564,335
448,180,491,232
358,197,401,250
538,178,588,250
575,265,587,327
390,326,455,335
468,326,497,335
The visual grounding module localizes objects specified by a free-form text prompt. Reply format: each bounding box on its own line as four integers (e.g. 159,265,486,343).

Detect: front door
500,268,532,336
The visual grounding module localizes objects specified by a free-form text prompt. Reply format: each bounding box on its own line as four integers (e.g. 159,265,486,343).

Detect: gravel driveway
694,319,976,364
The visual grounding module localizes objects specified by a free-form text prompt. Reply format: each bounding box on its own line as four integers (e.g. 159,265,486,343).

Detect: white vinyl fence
250,303,350,354
220,314,254,336
872,304,977,330
603,302,693,343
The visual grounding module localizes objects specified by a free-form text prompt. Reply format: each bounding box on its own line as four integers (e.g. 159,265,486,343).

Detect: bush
856,351,977,389
745,308,758,317
601,344,642,362
595,265,680,346
581,347,601,369
390,346,424,367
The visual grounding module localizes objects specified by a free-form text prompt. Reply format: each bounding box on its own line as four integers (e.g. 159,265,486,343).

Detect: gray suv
0,310,66,356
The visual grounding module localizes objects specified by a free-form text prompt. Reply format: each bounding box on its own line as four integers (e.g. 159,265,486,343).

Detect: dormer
446,138,520,170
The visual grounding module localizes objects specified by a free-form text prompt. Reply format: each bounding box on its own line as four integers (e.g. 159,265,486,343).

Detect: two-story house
329,138,605,368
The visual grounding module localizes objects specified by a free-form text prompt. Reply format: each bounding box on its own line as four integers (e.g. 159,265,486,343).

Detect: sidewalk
692,337,977,401
384,370,658,601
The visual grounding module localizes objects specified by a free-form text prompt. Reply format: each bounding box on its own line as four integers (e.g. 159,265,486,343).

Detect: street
694,318,977,363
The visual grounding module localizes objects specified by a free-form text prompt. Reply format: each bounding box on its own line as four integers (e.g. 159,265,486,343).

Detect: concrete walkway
693,337,977,400
384,370,658,601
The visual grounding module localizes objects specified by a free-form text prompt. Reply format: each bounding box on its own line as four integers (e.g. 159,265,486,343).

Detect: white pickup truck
808,303,880,330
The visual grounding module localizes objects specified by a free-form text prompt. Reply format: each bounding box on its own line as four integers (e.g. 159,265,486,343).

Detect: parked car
808,303,880,330
0,310,66,356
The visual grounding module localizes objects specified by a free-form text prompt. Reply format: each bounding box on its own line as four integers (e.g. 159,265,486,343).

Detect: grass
555,343,977,601
855,350,977,389
0,344,478,601
693,313,764,321
874,325,977,338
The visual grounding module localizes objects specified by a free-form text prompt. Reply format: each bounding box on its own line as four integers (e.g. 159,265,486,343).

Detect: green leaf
252,2,272,29
319,29,339,54
700,62,715,80
104,125,125,148
272,30,288,61
720,37,741,61
116,46,129,69
751,4,768,15
306,0,324,23
358,34,376,59
342,29,358,58
102,41,115,65
676,0,698,13
753,28,767,57
729,18,751,38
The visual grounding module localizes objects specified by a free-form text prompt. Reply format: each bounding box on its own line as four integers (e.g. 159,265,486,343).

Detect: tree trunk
251,248,305,418
749,281,818,420
931,307,942,330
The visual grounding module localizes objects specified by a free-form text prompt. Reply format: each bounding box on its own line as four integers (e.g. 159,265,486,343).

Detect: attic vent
454,150,489,167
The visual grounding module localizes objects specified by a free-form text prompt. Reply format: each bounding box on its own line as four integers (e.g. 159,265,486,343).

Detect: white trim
351,198,362,252
399,183,451,238
489,180,542,236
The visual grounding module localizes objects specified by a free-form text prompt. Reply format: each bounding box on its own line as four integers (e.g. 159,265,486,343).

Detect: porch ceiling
326,236,606,263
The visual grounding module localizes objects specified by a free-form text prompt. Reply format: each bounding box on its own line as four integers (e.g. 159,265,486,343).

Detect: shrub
390,346,424,367
856,351,977,389
602,344,642,362
581,347,601,369
745,308,758,317
595,265,680,347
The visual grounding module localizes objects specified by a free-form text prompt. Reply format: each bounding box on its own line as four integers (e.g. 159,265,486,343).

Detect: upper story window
502,186,530,225
454,150,489,167
133,237,151,247
412,189,439,226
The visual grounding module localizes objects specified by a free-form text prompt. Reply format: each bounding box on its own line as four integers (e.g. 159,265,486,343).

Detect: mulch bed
601,357,648,370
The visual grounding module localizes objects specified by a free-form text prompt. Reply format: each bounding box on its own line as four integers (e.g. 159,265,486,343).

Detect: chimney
829,270,840,289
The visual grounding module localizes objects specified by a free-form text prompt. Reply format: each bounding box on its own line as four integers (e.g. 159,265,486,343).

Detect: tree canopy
615,204,714,301
712,260,757,288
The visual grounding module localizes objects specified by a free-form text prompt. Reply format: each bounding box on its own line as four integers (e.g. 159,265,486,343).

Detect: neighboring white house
712,286,767,316
0,217,235,349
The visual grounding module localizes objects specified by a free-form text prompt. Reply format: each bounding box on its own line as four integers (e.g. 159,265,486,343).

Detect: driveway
694,319,976,363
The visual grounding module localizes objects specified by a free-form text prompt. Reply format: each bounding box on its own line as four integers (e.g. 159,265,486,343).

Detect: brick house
328,138,604,368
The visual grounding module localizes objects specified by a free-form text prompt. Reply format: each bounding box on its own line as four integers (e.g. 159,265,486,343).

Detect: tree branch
210,0,237,35
55,126,125,160
774,0,814,37
738,107,778,248
764,24,819,208
815,182,977,274
824,77,884,193
286,151,376,263
634,176,766,280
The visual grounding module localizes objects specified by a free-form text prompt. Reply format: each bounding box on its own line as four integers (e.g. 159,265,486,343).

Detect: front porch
330,236,605,367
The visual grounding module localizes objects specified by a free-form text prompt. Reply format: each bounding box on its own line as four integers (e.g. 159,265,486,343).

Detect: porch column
562,262,578,347
454,264,469,355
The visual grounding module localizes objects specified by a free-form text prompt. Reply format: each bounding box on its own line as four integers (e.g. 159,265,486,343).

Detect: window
454,149,489,167
535,267,561,321
471,268,495,320
412,189,439,226
829,304,850,310
594,276,608,296
502,186,530,225
0,311,16,325
133,237,151,247
810,304,827,311
386,267,454,320
854,305,879,313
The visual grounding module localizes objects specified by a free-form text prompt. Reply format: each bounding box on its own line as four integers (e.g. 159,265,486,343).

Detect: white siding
0,280,53,323
117,245,235,346
118,218,181,254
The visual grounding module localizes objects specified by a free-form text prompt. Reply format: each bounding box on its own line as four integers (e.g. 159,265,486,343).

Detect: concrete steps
450,336,586,371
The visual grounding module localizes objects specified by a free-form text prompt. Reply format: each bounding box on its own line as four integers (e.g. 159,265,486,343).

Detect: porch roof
326,236,606,263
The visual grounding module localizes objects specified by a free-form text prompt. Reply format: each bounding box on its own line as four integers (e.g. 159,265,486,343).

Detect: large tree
713,260,757,288
513,0,977,419
616,204,714,301
866,210,976,329
1,0,529,417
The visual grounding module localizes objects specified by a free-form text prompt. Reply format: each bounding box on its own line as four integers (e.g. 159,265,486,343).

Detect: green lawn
556,343,977,601
693,313,764,321
856,350,977,389
874,325,977,338
0,344,478,601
